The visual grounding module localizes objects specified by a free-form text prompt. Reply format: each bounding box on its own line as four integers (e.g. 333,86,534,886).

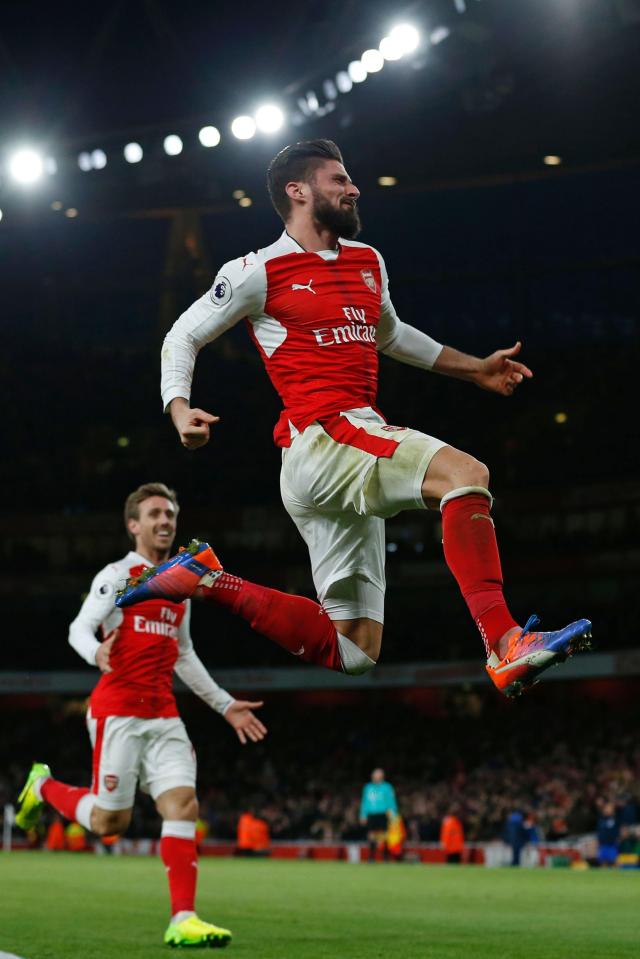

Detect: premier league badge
210,275,232,306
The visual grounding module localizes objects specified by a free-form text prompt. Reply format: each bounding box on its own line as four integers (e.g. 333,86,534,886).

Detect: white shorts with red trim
280,407,446,623
86,710,196,810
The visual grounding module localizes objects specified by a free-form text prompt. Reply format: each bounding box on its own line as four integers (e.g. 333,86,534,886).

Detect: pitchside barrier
6,829,619,868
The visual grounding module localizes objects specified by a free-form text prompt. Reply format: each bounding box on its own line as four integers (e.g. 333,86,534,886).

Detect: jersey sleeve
373,249,444,370
174,602,235,715
68,565,123,666
161,255,267,410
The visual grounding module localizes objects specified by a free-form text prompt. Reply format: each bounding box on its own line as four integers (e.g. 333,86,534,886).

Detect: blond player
16,482,266,948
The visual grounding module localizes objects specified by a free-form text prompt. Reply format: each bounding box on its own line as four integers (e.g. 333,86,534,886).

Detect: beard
311,187,362,239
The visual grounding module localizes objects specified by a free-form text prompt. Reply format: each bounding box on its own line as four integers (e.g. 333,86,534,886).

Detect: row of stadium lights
3,25,423,187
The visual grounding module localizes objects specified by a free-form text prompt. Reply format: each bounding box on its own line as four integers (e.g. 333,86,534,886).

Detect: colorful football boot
15,762,51,831
116,540,222,607
164,915,232,948
486,614,592,697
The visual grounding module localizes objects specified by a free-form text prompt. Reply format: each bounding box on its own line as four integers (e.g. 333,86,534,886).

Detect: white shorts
280,408,446,623
86,711,197,810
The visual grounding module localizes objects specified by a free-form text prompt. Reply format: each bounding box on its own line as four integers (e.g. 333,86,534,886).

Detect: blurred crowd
2,681,638,850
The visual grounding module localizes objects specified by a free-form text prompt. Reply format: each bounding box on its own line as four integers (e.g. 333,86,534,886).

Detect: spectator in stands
440,806,465,863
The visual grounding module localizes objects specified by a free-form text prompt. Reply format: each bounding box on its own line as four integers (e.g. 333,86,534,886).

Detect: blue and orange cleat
486,614,592,698
116,540,222,607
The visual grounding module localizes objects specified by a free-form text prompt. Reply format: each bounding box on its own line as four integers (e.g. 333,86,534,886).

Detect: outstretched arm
432,341,533,396
374,248,532,396
175,605,267,744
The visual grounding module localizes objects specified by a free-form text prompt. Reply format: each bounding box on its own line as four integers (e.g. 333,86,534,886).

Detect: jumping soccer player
16,482,267,949
121,139,591,697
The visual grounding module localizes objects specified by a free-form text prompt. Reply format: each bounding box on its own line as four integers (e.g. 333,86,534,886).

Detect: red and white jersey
161,231,443,447
68,551,233,720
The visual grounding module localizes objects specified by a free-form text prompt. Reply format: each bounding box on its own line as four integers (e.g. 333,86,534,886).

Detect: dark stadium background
1,0,639,849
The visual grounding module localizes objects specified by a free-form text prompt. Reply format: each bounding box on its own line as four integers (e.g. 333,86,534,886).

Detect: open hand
224,700,268,745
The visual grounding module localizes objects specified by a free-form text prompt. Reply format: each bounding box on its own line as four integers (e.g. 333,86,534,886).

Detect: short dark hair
124,482,179,541
267,139,344,221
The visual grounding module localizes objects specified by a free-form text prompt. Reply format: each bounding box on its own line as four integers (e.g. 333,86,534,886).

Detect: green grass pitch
0,853,637,958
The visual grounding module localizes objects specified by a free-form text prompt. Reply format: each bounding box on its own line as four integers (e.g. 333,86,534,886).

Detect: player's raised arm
161,255,267,449
373,250,532,396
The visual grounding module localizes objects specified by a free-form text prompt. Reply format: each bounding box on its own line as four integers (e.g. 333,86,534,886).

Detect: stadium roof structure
1,0,639,218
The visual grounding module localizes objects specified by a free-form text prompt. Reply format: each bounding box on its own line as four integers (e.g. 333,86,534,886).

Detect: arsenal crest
360,269,377,294
104,774,120,792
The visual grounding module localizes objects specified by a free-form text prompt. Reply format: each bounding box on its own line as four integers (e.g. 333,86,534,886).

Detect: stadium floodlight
379,35,405,61
335,71,353,94
44,157,57,176
51,200,63,210
164,135,183,156
430,26,451,45
378,175,397,186
198,126,221,147
9,148,44,185
91,149,107,170
0,208,3,222
238,196,253,208
78,152,92,171
124,142,143,163
65,207,78,218
543,155,562,166
361,49,384,73
347,60,367,83
255,104,284,134
388,23,420,55
231,115,256,140
323,79,338,100
306,91,319,113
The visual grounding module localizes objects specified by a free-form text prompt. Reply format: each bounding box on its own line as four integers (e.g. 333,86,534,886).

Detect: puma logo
291,279,316,295
293,645,305,656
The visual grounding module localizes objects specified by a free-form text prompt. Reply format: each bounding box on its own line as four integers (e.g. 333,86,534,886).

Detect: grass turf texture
0,853,636,959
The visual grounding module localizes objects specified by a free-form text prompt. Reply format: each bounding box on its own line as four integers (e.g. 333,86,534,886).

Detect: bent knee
92,807,131,836
467,459,490,489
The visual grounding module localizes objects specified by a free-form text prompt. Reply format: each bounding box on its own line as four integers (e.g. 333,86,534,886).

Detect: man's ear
285,180,308,204
127,518,139,538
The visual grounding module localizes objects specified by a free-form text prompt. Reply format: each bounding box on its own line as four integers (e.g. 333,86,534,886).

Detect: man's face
128,496,177,557
309,160,361,239
372,768,384,784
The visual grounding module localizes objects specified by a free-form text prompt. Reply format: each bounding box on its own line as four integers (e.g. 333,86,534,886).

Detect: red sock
161,836,198,915
198,574,343,672
41,779,90,821
441,492,518,656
